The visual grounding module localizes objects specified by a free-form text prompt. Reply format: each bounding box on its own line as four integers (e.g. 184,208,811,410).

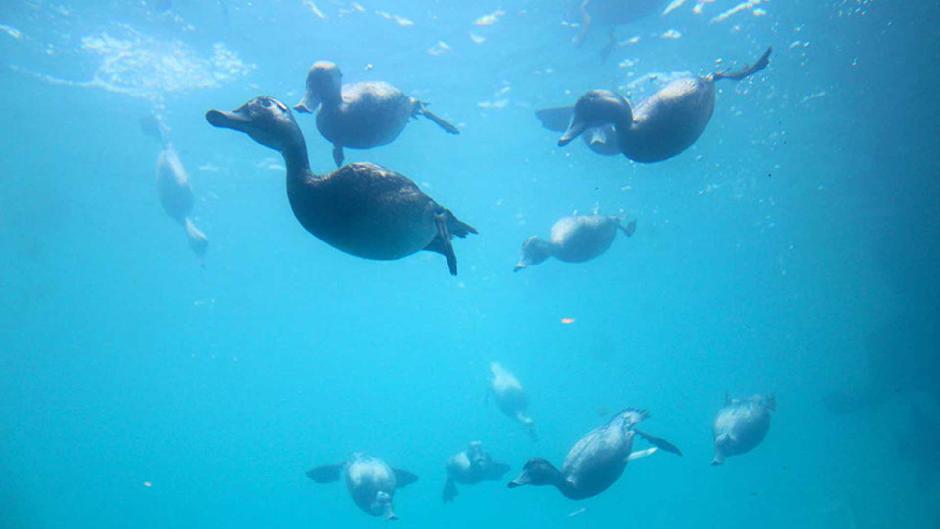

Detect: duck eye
260,98,273,108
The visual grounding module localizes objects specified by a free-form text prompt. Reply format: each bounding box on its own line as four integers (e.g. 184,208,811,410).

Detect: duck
712,394,776,465
558,47,772,163
507,408,681,500
205,96,476,275
307,453,418,520
294,61,460,166
443,441,511,502
155,143,208,262
572,0,665,56
514,214,635,271
489,362,537,440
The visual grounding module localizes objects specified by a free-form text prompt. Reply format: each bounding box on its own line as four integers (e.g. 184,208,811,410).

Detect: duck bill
507,475,528,488
558,119,589,146
507,470,531,488
205,108,250,132
293,94,319,114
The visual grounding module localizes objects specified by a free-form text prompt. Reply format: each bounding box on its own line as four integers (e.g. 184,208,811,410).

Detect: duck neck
610,106,635,140
556,478,578,498
281,141,312,181
320,84,343,108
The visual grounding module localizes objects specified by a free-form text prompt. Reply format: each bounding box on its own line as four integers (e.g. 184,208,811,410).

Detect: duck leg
635,429,683,456
712,47,772,81
414,101,460,135
332,144,345,167
427,212,458,275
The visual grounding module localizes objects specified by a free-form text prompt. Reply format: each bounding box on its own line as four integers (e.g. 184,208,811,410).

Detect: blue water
1,1,938,527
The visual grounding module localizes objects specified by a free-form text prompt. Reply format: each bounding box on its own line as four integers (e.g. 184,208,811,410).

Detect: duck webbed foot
332,144,345,167
415,102,460,134
427,213,458,275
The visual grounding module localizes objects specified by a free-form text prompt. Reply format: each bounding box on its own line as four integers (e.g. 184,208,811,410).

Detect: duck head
206,96,306,155
514,237,554,271
295,60,343,112
712,434,731,466
507,458,562,488
558,90,632,146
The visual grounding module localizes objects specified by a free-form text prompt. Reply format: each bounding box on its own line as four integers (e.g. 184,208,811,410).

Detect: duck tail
443,478,458,503
619,218,637,237
415,101,460,134
445,210,478,238
184,218,208,261
713,47,772,82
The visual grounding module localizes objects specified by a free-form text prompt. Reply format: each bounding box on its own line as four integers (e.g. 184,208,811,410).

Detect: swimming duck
307,453,418,520
558,47,772,163
443,441,511,502
535,107,620,156
294,61,460,166
489,362,537,440
508,408,681,500
712,394,775,465
572,0,664,54
206,96,476,275
155,143,208,261
514,214,635,271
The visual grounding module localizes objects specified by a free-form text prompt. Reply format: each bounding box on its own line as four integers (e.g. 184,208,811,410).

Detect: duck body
295,61,459,166
286,162,462,261
156,144,194,223
315,82,414,149
489,362,537,439
557,409,647,499
443,441,510,502
515,215,635,270
508,409,681,500
206,96,475,275
307,453,418,520
712,395,775,465
550,215,628,262
621,76,716,163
